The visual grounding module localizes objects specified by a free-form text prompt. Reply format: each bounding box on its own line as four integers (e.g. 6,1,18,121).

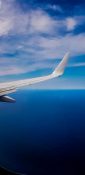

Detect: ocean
0,90,85,175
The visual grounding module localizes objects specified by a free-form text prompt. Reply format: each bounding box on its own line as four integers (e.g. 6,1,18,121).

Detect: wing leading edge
0,52,70,102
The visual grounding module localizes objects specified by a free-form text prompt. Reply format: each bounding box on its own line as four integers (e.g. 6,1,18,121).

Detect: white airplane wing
0,52,69,102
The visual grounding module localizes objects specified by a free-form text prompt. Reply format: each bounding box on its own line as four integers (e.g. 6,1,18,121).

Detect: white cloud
0,18,13,36
69,62,85,67
0,59,52,76
29,10,56,34
0,0,85,78
0,0,2,9
0,66,25,76
0,0,58,35
66,18,77,31
0,0,83,36
21,34,85,59
46,4,63,12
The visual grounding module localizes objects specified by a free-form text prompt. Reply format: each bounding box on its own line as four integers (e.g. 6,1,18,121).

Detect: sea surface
0,90,85,175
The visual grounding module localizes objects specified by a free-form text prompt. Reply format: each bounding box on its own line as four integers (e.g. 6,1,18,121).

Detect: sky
0,0,85,89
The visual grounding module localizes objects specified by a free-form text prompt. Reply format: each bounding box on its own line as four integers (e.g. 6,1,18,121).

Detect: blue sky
0,0,85,89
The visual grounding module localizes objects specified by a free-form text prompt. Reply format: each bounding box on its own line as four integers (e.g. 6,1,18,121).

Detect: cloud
29,10,56,34
69,62,85,67
0,0,84,36
19,33,85,59
0,59,53,76
0,18,13,36
0,66,25,76
0,0,85,77
45,4,63,12
0,1,57,36
0,0,2,9
66,18,77,31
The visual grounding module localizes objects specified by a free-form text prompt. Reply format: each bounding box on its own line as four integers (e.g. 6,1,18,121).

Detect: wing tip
52,52,70,77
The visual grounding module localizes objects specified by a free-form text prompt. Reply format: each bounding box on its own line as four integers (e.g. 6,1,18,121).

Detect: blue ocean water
0,90,85,175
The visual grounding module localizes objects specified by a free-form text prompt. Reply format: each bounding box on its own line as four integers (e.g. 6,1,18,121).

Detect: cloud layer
0,0,85,77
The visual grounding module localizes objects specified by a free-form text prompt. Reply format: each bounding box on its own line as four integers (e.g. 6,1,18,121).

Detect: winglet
52,52,70,77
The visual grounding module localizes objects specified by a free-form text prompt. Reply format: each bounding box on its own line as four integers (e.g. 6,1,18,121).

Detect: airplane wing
0,52,70,103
